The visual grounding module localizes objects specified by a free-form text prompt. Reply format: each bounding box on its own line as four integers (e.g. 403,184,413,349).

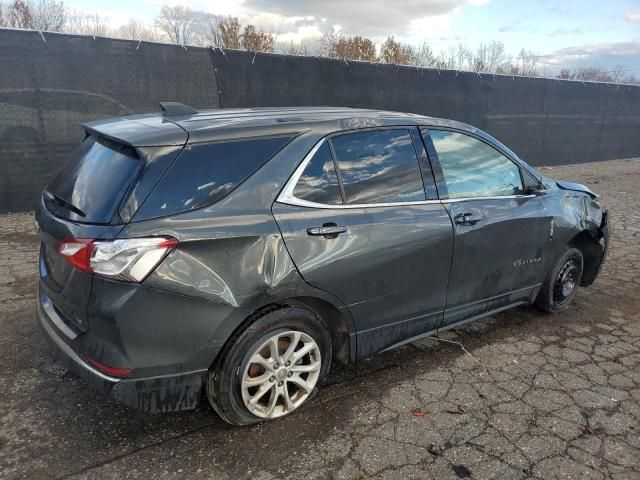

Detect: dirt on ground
0,158,639,480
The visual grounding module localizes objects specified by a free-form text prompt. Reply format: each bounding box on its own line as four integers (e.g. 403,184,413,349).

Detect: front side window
428,130,523,199
330,129,425,204
293,142,342,205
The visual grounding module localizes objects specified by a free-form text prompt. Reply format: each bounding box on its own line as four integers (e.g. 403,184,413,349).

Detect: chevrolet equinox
36,105,609,425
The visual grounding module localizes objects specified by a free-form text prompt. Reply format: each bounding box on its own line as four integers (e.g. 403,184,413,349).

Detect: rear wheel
535,247,584,313
206,307,331,426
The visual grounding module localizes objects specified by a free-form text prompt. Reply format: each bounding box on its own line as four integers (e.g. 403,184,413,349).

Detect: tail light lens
57,239,94,273
84,356,134,378
57,237,178,282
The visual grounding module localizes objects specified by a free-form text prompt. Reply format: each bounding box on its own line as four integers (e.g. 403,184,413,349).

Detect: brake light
57,237,178,282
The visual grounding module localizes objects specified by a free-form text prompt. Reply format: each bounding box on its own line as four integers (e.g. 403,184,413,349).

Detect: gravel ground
0,158,639,480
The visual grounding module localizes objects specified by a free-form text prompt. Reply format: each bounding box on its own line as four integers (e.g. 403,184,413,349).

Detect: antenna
159,102,198,116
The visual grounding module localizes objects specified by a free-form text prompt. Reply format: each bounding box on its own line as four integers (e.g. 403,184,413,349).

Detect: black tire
535,247,584,313
206,306,331,426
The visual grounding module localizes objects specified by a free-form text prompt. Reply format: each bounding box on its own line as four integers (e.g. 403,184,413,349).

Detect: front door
273,128,453,358
424,129,551,326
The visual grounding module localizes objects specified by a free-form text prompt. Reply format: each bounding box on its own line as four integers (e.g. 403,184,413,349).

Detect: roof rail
159,102,198,116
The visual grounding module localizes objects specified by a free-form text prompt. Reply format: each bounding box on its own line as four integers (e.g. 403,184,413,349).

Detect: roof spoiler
159,102,198,116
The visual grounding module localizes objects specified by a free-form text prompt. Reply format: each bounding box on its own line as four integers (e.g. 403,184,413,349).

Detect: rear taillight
57,237,178,282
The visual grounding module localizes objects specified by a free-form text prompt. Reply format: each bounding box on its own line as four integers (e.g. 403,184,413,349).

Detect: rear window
134,136,292,220
46,136,140,224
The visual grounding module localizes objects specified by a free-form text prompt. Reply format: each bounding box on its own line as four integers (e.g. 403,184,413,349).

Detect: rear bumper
38,287,206,412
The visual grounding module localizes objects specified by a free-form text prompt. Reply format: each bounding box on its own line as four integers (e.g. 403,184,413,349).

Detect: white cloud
625,10,640,23
537,40,640,74
276,24,325,43
404,11,457,47
241,0,469,37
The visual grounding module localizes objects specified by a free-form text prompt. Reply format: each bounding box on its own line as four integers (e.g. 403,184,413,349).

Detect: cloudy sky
64,0,640,74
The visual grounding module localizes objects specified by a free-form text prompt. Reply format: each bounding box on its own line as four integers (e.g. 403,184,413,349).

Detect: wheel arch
277,296,353,365
568,229,604,286
212,295,355,370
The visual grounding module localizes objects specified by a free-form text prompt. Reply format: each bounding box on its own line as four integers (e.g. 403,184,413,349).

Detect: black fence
1,28,639,212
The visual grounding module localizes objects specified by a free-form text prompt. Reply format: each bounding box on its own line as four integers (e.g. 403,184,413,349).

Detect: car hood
555,180,599,199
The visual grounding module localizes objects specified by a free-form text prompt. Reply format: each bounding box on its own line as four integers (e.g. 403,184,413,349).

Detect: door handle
307,223,347,238
454,213,482,225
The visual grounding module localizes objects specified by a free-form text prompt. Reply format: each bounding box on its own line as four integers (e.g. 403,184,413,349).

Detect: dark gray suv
36,106,608,425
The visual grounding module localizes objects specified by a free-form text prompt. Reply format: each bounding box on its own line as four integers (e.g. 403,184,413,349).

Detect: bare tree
413,42,436,67
511,49,539,76
557,66,639,84
557,68,571,79
274,37,323,56
608,65,627,83
274,40,306,56
117,18,161,42
0,0,67,30
29,0,65,31
437,44,472,70
193,12,223,47
67,11,110,36
318,30,339,58
155,4,195,44
472,41,508,73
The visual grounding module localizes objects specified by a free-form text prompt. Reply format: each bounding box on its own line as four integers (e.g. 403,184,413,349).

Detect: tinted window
46,136,140,223
136,136,291,219
429,130,523,199
293,142,342,205
330,129,425,204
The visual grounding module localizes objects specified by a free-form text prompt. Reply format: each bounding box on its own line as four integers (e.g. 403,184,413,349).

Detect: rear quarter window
134,136,292,220
292,142,342,205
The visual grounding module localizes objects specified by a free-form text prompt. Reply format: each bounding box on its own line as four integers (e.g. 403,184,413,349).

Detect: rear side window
135,136,291,219
292,143,342,205
330,129,425,204
46,136,140,224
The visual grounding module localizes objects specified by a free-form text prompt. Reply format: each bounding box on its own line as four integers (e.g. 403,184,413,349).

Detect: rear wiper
44,191,86,218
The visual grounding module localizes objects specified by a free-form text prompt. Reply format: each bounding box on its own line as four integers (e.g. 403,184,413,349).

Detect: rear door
273,128,453,358
423,129,550,326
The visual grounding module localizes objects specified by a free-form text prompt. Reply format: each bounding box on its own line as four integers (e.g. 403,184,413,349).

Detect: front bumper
594,210,610,279
37,287,206,412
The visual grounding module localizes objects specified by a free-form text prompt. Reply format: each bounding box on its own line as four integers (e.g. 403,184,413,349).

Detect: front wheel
535,247,584,313
206,307,331,426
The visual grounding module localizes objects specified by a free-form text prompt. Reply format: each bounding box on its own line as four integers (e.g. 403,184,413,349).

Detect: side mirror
525,184,547,196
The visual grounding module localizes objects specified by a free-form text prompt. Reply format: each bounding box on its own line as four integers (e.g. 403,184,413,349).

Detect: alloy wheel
241,330,321,419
